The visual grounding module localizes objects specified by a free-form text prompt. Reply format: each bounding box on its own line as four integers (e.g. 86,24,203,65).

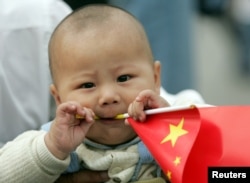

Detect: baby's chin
93,136,137,147
86,123,137,146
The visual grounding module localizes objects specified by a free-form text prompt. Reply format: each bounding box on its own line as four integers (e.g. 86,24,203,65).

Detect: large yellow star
160,118,188,146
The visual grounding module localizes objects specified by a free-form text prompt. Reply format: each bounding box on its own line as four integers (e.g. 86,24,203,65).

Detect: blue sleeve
137,141,154,163
65,152,80,173
40,122,52,131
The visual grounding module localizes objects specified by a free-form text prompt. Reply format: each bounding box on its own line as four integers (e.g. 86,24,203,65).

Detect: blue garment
41,122,161,181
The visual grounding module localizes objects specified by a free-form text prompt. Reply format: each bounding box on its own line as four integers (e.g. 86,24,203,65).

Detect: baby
44,4,169,183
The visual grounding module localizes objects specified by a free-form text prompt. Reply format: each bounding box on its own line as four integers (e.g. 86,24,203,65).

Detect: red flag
128,106,250,183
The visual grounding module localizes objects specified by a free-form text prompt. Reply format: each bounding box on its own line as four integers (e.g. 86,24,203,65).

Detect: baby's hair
48,4,152,84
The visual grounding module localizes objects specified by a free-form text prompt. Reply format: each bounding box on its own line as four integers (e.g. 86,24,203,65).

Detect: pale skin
45,5,169,182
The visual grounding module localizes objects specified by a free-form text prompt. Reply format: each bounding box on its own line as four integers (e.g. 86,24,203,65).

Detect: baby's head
49,4,161,145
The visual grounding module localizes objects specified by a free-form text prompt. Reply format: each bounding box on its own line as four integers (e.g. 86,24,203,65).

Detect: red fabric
128,106,250,183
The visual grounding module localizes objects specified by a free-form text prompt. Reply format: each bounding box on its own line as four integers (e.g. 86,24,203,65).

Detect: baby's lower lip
98,118,123,124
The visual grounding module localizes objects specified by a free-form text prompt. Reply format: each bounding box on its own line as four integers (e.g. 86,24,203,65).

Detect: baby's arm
128,89,170,122
45,101,95,160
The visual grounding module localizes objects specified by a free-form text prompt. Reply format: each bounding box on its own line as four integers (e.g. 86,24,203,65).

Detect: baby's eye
117,75,131,82
81,82,95,88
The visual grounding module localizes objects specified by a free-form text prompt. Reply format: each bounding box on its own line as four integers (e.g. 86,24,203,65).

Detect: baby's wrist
44,133,69,160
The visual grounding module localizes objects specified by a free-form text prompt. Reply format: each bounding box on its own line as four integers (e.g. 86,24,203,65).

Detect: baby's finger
57,102,77,116
128,102,146,122
82,107,95,122
136,90,170,109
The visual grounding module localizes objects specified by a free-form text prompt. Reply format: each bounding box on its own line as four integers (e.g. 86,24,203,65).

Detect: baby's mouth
98,116,115,120
97,117,124,125
96,113,128,120
95,111,125,119
76,113,126,120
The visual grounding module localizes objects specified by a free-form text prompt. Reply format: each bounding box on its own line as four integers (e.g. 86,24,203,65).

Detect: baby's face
51,27,160,145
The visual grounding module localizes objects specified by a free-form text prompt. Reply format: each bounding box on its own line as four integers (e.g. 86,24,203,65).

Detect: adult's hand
55,170,109,183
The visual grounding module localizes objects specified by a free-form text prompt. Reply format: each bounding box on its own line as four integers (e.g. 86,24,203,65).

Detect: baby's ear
153,60,161,95
50,84,61,106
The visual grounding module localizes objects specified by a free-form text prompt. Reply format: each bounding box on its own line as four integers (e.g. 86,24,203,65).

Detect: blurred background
194,0,250,105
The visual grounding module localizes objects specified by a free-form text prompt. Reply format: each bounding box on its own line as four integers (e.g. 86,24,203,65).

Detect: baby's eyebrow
72,71,96,78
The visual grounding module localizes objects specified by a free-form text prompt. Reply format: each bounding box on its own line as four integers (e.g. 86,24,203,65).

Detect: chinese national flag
128,106,250,183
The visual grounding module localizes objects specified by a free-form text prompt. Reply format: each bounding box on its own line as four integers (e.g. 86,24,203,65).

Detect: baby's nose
99,87,120,106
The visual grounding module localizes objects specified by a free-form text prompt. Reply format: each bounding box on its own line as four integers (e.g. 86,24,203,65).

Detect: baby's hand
45,101,95,160
127,90,169,122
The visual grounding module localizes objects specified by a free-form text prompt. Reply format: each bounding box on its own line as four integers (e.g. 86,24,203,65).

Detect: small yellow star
160,118,188,146
173,156,181,166
166,170,172,180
